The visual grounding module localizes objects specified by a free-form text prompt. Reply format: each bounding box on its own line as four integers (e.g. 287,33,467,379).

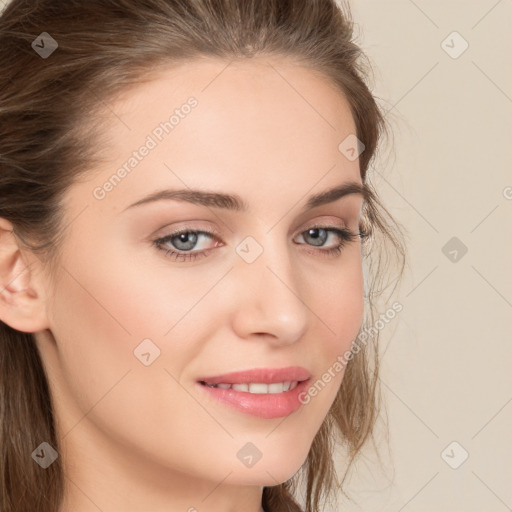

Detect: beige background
330,1,512,511
1,0,511,510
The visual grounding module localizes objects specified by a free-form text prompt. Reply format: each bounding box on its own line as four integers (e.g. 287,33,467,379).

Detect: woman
0,1,405,511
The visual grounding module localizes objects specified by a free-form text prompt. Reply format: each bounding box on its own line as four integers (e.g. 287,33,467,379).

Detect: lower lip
196,379,311,419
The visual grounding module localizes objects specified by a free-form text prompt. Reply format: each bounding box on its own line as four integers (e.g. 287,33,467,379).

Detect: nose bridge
231,232,309,343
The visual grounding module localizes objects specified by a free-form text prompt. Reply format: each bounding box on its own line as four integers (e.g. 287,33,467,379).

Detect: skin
0,56,364,512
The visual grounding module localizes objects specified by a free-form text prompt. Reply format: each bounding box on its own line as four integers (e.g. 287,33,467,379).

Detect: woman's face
35,57,365,508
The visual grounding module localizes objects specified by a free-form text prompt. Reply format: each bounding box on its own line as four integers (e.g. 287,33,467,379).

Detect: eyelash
152,225,367,262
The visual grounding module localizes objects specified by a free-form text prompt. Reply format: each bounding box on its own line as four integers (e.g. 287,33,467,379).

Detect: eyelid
299,219,348,233
294,213,353,232
152,219,221,237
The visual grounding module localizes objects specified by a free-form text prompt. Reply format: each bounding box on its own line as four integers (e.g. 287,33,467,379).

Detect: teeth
249,383,268,394
268,382,285,393
204,381,299,394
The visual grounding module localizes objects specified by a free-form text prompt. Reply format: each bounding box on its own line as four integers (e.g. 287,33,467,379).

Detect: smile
199,381,299,393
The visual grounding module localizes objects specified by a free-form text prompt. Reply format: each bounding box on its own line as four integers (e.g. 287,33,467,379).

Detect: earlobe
0,217,50,333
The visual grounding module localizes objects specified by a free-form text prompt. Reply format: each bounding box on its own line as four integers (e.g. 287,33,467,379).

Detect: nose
230,238,310,346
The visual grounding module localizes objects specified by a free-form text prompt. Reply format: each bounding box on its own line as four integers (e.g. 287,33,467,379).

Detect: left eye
297,227,342,247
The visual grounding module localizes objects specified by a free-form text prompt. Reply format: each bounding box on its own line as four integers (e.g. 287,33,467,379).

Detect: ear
0,217,50,333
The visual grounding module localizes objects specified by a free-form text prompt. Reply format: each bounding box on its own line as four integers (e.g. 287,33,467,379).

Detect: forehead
103,56,357,154
74,56,362,219
113,55,355,123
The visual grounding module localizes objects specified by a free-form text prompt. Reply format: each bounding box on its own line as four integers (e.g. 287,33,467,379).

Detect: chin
226,449,309,486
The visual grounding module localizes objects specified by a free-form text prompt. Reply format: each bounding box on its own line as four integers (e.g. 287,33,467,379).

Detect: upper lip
197,366,311,385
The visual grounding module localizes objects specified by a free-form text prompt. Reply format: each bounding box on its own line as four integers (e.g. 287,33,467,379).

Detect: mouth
196,366,312,418
198,380,301,393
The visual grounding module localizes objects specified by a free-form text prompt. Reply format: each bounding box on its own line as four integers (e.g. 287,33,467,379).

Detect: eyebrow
122,181,366,213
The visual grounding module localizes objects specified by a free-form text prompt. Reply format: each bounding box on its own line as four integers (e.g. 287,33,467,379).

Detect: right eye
153,227,222,262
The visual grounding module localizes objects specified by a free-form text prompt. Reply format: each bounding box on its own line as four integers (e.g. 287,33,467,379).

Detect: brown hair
0,1,406,511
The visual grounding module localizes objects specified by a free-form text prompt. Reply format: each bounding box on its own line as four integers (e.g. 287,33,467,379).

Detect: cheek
47,251,226,475
313,254,365,353
298,255,364,414
47,260,140,427
46,242,176,421
49,241,231,406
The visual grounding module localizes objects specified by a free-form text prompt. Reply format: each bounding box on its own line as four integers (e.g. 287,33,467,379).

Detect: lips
196,366,313,418
197,366,311,386
197,374,312,419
